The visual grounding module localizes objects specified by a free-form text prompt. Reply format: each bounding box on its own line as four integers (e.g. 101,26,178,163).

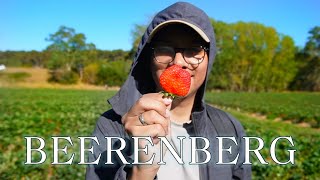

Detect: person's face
150,24,209,98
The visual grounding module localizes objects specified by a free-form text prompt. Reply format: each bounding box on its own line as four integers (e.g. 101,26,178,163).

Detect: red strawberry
159,65,191,98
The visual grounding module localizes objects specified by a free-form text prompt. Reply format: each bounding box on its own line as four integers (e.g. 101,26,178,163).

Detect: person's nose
172,51,188,69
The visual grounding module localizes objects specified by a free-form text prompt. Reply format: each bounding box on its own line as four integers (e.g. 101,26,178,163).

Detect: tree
290,26,320,91
45,26,96,83
304,26,320,58
270,35,297,90
128,24,147,59
95,60,131,86
209,19,297,92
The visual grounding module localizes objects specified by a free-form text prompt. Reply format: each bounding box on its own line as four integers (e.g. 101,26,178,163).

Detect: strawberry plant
205,91,320,128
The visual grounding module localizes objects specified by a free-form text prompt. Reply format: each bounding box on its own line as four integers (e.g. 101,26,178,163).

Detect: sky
1,0,319,51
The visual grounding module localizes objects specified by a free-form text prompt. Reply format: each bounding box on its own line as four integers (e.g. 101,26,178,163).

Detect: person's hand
121,93,172,179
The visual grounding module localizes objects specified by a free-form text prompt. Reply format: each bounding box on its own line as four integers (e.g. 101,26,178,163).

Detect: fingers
124,110,169,134
142,110,169,134
162,97,173,106
123,109,169,127
129,124,166,138
128,93,172,118
122,93,173,144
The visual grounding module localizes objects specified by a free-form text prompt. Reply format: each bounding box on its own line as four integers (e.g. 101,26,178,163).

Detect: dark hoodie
86,2,251,180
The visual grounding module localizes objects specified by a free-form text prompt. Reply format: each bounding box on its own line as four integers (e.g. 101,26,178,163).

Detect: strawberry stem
160,91,176,99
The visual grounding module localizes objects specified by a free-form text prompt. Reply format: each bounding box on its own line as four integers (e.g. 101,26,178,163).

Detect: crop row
205,91,320,127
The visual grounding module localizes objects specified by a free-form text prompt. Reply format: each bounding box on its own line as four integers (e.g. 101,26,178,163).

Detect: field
206,91,320,128
0,88,319,179
0,67,108,90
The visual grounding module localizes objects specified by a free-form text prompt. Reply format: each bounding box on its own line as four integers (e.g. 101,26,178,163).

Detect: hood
108,2,216,116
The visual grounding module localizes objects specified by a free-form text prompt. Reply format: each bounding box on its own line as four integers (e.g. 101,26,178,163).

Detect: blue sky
1,0,319,51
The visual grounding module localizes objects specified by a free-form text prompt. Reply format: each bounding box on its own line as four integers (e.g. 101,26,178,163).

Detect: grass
0,67,48,83
0,67,109,90
0,88,319,179
0,71,31,82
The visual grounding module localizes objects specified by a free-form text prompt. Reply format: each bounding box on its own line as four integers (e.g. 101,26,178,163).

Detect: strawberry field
206,91,320,128
0,88,319,179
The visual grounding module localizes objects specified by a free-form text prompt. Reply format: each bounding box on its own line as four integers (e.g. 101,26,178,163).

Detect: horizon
1,0,319,51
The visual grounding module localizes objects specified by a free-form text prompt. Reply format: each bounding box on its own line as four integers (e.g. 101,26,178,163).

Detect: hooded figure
86,2,251,180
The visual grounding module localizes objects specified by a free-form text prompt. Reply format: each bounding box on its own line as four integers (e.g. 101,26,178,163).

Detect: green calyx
159,91,177,99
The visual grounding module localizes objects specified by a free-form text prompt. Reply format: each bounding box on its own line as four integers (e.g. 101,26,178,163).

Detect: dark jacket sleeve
85,110,132,180
225,113,252,180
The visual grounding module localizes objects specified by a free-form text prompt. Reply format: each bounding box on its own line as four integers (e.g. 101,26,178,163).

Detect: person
86,2,251,180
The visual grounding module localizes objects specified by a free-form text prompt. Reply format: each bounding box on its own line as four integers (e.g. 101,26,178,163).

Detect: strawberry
159,65,191,99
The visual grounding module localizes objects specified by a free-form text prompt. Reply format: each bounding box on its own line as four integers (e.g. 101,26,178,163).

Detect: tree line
0,22,319,91
208,20,319,92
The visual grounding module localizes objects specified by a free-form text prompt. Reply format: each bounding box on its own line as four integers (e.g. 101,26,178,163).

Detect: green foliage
0,51,47,67
209,19,298,92
82,60,131,86
0,88,116,179
43,26,134,86
0,88,319,179
228,109,320,179
45,26,97,83
0,72,31,82
205,91,320,127
96,49,130,62
128,24,147,59
291,57,320,91
290,26,320,91
48,69,79,84
96,60,131,86
0,49,130,70
82,63,99,84
83,61,129,86
304,26,320,58
46,26,94,52
46,51,66,70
